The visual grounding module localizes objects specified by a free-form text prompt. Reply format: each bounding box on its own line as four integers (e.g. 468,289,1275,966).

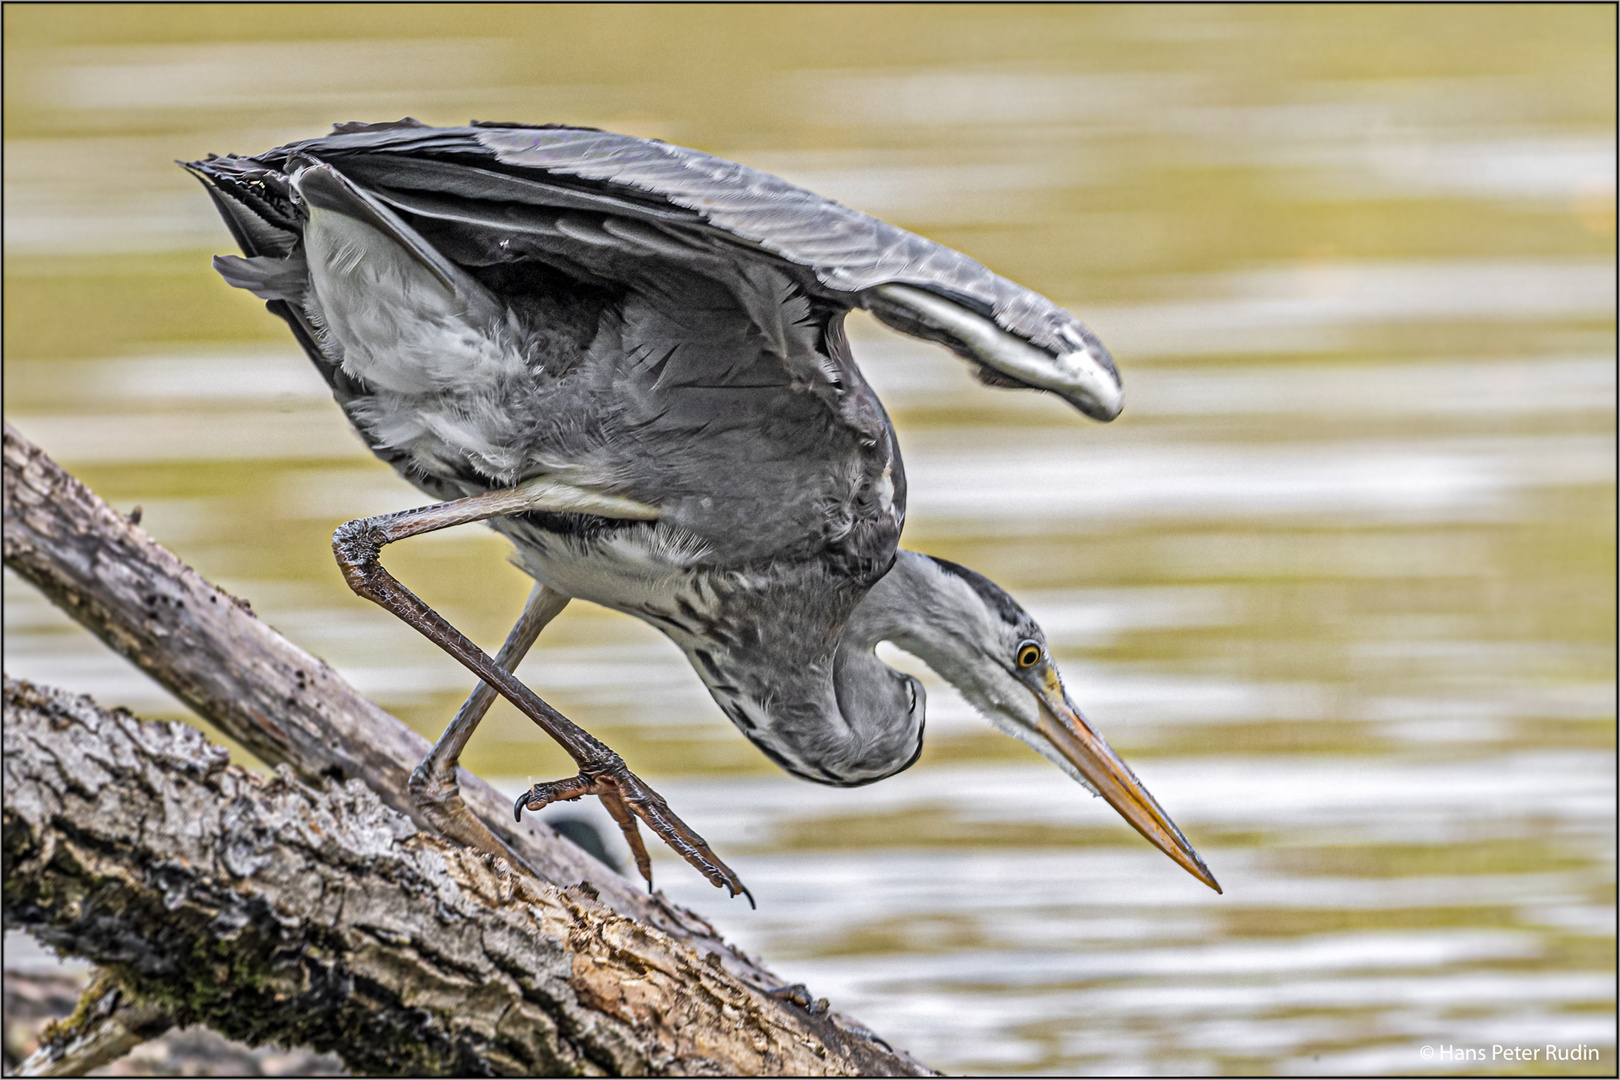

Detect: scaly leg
408,581,568,864
332,477,751,904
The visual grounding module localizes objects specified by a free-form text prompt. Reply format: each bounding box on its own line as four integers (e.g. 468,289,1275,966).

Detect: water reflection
4,6,1614,1075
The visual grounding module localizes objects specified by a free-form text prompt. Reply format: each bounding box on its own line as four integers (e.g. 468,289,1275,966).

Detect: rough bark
3,677,918,1076
1,423,931,1076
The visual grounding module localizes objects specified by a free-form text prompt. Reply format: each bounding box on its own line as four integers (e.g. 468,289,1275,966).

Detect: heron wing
188,147,903,567
188,147,873,424
195,122,1113,385
359,187,901,564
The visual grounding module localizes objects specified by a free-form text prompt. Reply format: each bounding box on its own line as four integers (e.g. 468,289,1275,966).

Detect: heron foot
766,983,830,1017
408,759,522,868
515,762,754,908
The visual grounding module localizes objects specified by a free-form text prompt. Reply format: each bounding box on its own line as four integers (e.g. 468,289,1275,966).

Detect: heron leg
331,483,751,904
408,581,568,863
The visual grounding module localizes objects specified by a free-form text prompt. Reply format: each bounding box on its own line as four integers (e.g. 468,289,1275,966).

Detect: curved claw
512,768,752,904
513,775,592,823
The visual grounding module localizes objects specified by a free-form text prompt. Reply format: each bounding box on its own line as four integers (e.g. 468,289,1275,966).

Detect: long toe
766,984,828,1015
601,766,753,903
594,785,655,887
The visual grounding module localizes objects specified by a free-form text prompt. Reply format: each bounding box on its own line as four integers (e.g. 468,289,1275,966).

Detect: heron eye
1016,641,1042,668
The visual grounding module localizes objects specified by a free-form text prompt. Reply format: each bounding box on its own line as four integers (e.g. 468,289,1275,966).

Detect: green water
4,6,1614,1074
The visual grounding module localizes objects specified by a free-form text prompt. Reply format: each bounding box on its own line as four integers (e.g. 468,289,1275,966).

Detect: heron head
871,551,1219,892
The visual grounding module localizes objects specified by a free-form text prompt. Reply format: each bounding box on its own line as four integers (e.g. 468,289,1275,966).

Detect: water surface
4,7,1614,1075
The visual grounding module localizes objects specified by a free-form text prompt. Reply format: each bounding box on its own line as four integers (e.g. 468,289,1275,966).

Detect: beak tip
1032,692,1223,896
1190,857,1222,894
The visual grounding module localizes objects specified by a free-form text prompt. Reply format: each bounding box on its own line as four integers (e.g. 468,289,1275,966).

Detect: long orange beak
1031,672,1221,893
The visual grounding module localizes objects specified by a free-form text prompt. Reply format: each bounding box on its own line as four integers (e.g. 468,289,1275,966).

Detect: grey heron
186,120,1219,904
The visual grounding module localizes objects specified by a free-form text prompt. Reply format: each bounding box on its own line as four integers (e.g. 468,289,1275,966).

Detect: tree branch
2,420,600,896
1,422,930,1076
14,970,175,1078
3,676,914,1075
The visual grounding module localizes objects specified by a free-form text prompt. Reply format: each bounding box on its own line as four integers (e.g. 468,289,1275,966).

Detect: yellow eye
1016,642,1042,668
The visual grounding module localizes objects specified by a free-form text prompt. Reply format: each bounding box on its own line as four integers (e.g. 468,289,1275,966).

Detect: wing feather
186,125,908,564
196,123,1100,360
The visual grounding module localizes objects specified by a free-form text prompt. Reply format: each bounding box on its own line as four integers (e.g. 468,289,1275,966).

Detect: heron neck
669,564,928,787
820,548,992,780
841,549,1013,723
684,551,984,787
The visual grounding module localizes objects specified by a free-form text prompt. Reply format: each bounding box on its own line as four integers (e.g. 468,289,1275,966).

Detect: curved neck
843,549,1004,699
684,550,996,787
793,549,1001,784
675,566,926,787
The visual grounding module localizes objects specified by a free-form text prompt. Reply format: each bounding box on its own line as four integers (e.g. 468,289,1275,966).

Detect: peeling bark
1,423,932,1076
